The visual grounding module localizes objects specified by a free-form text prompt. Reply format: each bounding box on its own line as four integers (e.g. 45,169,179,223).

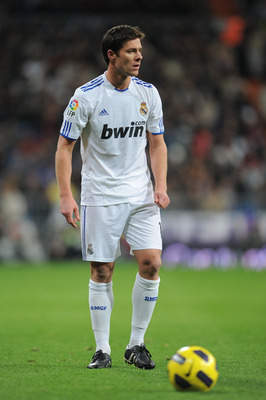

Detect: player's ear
107,49,116,63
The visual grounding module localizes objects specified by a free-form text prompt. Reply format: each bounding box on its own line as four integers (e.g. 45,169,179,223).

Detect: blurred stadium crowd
1,0,266,261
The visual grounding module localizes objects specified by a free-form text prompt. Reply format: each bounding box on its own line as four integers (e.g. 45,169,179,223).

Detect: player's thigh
123,202,162,253
81,204,129,262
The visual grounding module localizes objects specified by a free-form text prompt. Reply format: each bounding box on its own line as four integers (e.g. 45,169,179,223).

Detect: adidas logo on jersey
101,123,145,139
99,109,109,116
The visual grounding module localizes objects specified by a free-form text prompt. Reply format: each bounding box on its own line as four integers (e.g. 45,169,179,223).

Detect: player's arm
55,135,80,228
147,131,170,209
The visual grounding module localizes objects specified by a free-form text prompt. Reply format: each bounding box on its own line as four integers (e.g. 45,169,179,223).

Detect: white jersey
60,72,164,206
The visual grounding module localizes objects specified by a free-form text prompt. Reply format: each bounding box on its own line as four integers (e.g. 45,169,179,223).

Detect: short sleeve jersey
60,72,164,206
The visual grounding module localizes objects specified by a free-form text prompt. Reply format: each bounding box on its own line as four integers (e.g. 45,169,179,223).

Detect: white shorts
80,202,162,262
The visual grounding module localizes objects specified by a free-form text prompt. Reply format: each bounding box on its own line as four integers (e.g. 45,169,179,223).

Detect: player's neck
105,69,131,90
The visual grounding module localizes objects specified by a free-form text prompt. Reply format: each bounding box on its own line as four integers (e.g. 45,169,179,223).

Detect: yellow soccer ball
167,346,219,392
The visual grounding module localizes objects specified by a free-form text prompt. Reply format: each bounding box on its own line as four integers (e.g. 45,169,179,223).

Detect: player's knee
139,256,161,280
90,262,114,282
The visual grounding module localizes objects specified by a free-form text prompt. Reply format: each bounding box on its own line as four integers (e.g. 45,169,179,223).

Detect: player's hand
60,196,81,228
154,190,170,209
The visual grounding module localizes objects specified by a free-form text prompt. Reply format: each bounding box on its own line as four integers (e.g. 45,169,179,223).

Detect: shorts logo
140,102,148,116
87,243,93,255
69,99,79,110
90,306,107,310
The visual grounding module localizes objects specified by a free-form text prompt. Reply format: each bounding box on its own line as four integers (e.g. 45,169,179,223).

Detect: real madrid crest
140,102,148,116
87,243,94,255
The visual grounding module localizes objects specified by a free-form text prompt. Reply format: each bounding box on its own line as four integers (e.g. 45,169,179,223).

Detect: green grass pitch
0,261,266,400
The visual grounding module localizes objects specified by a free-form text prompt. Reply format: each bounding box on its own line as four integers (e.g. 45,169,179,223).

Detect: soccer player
55,25,170,369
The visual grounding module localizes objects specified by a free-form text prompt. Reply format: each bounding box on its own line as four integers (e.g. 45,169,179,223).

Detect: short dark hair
101,25,145,65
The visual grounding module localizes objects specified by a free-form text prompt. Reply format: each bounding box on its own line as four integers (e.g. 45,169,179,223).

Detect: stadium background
1,0,266,269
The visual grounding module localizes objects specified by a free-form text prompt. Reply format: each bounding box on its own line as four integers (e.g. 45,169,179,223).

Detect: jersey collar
103,71,132,92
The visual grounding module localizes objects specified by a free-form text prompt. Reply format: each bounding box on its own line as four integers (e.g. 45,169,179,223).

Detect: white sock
128,273,160,348
89,280,113,355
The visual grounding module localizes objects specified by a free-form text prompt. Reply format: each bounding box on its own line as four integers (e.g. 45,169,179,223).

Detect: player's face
113,38,143,77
